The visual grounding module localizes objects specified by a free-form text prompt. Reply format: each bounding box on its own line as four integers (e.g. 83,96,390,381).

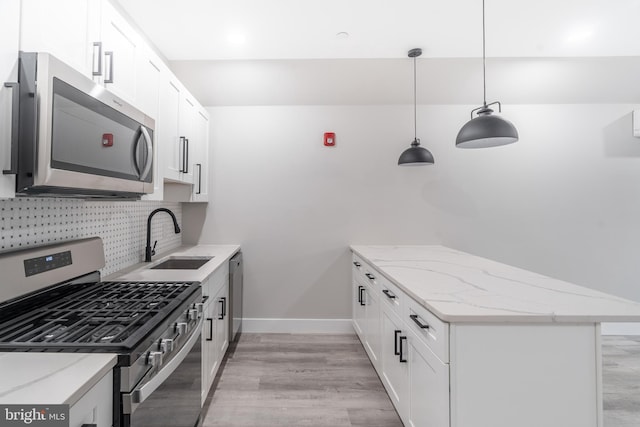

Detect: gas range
0,237,204,427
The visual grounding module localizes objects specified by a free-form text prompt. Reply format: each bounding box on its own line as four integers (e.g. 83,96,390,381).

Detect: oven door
123,316,203,427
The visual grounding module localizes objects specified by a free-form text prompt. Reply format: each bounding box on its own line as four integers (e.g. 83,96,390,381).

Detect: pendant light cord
482,0,487,107
413,54,417,141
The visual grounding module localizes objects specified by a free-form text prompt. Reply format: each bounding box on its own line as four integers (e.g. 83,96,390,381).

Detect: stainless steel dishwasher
229,252,243,341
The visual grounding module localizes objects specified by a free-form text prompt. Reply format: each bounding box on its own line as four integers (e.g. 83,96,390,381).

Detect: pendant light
456,0,518,149
398,48,434,165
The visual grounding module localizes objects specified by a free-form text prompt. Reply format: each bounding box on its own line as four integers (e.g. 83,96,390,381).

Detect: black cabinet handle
206,318,213,341
382,289,396,299
179,136,186,172
410,314,430,329
353,261,361,267
218,297,226,320
399,336,407,363
365,273,375,280
196,163,202,194
359,286,366,306
82,424,98,427
184,138,189,174
394,330,401,356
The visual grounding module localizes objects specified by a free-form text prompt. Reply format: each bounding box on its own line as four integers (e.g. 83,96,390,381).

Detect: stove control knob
176,322,188,335
188,309,198,321
147,351,163,368
160,338,174,353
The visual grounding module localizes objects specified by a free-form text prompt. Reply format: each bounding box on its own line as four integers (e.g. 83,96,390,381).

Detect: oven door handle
124,316,203,414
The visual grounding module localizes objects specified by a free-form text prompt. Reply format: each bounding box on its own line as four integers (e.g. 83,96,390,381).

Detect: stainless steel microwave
5,52,154,198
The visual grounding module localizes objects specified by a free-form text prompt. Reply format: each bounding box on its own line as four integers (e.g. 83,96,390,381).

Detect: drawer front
204,262,229,297
352,254,367,284
405,297,449,363
379,275,403,318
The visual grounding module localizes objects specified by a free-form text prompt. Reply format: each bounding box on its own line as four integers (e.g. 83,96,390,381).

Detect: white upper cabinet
191,108,210,202
96,0,139,103
0,0,20,199
20,0,97,76
15,0,211,202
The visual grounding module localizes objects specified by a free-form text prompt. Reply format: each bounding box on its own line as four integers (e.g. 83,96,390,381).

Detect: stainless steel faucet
145,208,181,262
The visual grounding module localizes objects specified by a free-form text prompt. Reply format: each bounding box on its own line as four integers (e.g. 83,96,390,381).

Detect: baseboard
242,318,354,334
601,322,640,335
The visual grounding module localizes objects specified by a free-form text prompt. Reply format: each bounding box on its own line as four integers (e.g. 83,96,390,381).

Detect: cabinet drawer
379,275,403,318
405,297,449,363
352,254,367,284
202,263,229,297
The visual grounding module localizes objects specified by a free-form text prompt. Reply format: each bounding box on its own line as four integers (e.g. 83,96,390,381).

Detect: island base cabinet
407,328,449,427
380,306,409,419
449,323,601,427
69,371,113,427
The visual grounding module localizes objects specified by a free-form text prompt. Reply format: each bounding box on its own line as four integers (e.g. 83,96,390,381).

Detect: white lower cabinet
380,306,408,420
352,253,603,427
407,328,449,427
201,263,230,405
353,254,450,427
68,371,113,427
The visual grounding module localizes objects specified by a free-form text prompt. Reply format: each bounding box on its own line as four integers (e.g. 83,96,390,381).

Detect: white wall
177,58,640,322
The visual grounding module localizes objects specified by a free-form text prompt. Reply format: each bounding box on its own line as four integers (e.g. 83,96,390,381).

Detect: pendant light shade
398,48,434,166
456,103,518,148
456,0,518,149
398,138,435,165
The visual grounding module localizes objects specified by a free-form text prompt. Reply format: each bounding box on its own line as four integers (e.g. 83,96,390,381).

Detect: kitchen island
350,245,640,427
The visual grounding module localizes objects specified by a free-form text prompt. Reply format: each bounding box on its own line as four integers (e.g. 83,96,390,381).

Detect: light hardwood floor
202,333,640,427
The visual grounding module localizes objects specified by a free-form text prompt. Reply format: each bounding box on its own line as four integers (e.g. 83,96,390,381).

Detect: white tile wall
0,198,182,276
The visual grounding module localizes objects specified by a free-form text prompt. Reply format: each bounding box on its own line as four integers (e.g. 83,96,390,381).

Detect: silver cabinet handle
104,51,114,83
124,316,203,413
92,42,102,76
3,82,19,175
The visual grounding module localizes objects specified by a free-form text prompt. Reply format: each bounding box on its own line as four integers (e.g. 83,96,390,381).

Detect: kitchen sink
150,256,213,270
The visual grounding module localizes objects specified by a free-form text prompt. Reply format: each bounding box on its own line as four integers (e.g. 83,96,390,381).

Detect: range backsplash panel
0,198,182,276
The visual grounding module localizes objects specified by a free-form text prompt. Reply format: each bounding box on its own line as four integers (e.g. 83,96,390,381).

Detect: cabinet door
215,284,230,364
0,0,20,198
201,298,217,404
159,77,182,182
191,109,209,201
364,283,381,370
407,329,450,427
178,94,196,184
20,0,95,76
99,0,139,103
137,52,163,200
381,306,409,419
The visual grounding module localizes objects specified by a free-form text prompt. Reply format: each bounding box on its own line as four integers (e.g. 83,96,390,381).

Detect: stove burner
0,280,199,349
91,324,126,343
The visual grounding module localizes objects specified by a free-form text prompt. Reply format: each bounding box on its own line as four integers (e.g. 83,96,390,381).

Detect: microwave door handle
139,126,153,181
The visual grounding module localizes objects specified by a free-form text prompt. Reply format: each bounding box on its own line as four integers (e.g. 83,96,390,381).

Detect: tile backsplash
0,198,183,276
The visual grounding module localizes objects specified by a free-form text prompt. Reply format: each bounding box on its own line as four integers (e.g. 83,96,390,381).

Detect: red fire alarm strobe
324,132,336,146
102,133,114,147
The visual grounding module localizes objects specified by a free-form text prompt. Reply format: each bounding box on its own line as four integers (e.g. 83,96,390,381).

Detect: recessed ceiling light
336,32,349,39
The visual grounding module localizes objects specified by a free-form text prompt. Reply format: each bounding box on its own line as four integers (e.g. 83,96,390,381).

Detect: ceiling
115,0,640,61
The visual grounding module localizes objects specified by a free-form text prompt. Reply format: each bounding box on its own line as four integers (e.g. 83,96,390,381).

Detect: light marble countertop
0,353,116,405
351,245,640,323
107,244,241,283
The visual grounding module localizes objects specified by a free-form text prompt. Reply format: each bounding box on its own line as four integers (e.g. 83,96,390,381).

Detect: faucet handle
152,240,157,256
